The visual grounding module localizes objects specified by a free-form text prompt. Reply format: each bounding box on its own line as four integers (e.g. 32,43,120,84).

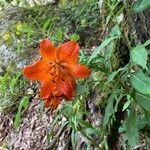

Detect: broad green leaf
103,93,115,126
88,36,118,64
130,71,150,94
137,112,150,130
137,111,150,130
130,45,148,69
76,84,88,95
14,96,30,128
55,30,63,41
126,109,139,148
132,0,150,13
71,34,80,41
62,102,73,118
145,111,150,122
135,92,150,111
137,116,148,130
109,25,121,37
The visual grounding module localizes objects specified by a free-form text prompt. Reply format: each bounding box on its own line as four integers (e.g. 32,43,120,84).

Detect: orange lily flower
23,39,91,110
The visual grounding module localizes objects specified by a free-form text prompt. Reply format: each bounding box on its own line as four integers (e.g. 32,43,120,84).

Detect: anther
52,79,56,83
61,78,65,82
50,72,54,76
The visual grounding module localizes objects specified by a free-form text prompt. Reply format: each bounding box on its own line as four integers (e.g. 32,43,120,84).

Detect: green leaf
92,71,102,81
42,19,51,31
10,73,21,95
130,71,150,94
16,40,22,54
103,93,115,126
109,25,121,37
135,92,150,111
107,67,126,82
130,45,148,69
88,36,118,64
14,112,20,129
143,39,150,47
137,112,150,130
76,116,93,129
76,84,88,95
14,96,30,129
81,127,101,136
70,34,80,42
126,109,139,148
122,95,132,111
71,129,78,150
132,0,150,13
55,29,63,41
137,116,148,130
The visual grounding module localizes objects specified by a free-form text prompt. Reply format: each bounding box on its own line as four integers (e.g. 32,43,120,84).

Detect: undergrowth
0,0,150,149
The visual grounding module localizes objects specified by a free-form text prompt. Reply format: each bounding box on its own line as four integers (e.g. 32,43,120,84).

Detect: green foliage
126,109,139,148
0,72,28,111
132,0,150,12
70,34,80,42
56,99,102,149
135,93,150,111
0,0,150,149
88,36,119,64
107,67,126,82
14,96,30,128
130,71,150,95
103,93,115,126
130,45,148,69
122,95,132,111
10,73,21,94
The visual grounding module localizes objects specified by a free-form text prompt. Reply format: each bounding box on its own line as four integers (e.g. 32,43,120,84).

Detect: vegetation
0,0,150,149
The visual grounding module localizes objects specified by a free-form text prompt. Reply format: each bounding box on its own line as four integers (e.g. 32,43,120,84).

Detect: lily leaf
130,45,148,69
88,36,118,64
130,71,150,95
135,92,150,111
126,109,139,148
132,0,150,13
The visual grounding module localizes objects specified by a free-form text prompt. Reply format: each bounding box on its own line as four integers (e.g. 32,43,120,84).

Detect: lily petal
58,75,76,99
44,97,61,111
58,41,79,64
40,39,56,62
68,64,91,78
40,77,55,99
23,58,49,81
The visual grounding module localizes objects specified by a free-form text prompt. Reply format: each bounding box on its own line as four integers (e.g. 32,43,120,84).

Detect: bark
128,1,150,44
